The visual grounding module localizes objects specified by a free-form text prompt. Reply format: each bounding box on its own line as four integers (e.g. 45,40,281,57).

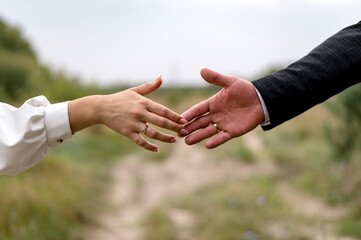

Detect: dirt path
84,132,356,240
85,133,277,240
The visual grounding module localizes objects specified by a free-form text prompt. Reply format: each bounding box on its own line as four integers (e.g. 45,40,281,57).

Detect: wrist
87,95,104,125
68,95,103,133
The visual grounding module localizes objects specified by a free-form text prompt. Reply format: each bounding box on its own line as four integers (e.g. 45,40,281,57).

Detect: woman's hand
68,76,188,152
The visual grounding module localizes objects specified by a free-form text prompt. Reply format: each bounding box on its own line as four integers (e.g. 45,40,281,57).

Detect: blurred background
0,0,361,239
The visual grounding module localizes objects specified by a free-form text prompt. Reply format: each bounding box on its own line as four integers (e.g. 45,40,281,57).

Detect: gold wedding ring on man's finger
140,125,149,135
213,123,221,133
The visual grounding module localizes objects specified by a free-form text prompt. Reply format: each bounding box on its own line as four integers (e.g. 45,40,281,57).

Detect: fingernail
180,129,189,135
155,75,162,82
170,138,177,143
154,148,159,152
180,118,188,124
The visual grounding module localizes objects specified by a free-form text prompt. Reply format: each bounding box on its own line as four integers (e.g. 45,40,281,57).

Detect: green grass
142,208,177,240
171,177,309,240
338,218,361,238
0,127,139,240
50,126,138,165
234,140,256,163
262,104,361,238
213,137,258,164
0,157,93,240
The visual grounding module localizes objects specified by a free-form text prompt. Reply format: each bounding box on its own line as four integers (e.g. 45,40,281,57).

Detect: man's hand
179,68,265,149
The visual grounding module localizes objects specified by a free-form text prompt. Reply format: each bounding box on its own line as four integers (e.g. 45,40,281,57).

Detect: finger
184,124,219,145
178,114,212,137
181,99,210,122
129,133,159,152
205,132,232,149
200,68,236,88
146,99,187,124
144,126,177,143
143,112,184,133
130,76,162,96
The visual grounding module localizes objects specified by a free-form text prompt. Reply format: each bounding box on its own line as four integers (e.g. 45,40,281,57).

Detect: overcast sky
0,0,360,86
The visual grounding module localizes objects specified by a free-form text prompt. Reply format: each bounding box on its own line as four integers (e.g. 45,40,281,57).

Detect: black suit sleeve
252,21,361,131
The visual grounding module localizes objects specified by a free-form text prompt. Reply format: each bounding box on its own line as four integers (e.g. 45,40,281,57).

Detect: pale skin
68,76,188,152
179,68,265,149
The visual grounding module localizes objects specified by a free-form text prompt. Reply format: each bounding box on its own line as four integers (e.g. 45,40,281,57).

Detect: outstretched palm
180,68,265,148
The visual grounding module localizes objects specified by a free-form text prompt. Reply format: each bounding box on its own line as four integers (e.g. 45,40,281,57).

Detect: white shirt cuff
45,101,73,147
254,87,271,126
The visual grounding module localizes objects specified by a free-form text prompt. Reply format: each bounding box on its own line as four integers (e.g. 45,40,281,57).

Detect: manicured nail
155,75,162,82
180,118,188,124
180,129,189,135
170,138,177,143
154,148,159,152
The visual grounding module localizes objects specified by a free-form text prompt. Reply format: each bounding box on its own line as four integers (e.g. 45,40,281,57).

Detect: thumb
200,68,235,88
131,76,162,96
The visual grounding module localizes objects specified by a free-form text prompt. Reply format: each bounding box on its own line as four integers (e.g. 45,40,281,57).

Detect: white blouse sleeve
0,96,73,175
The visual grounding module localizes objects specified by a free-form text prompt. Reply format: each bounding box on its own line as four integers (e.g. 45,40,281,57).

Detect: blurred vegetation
0,19,35,58
0,156,95,240
142,208,177,240
170,178,309,240
324,84,361,238
263,85,361,238
0,128,140,240
324,83,361,162
0,17,36,102
0,17,100,104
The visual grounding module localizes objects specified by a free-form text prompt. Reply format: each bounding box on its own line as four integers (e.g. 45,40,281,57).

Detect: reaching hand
69,76,188,152
179,68,265,149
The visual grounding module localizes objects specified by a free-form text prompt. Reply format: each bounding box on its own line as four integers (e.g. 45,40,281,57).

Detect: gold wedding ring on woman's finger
140,125,149,135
